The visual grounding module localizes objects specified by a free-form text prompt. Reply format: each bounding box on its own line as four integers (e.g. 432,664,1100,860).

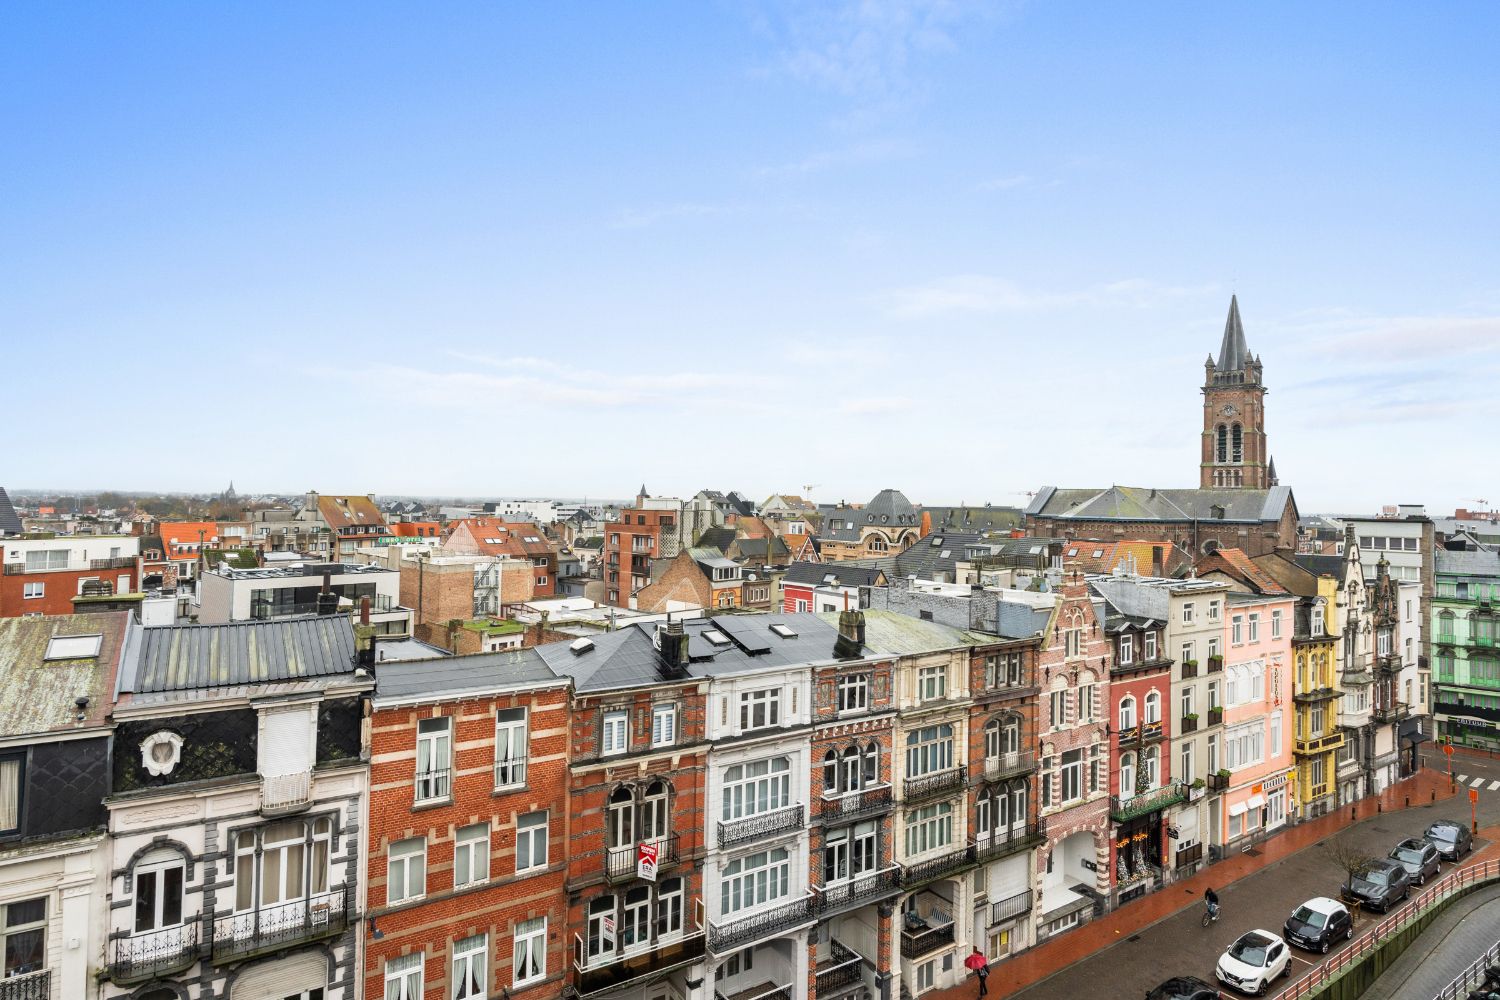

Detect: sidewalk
929,769,1459,1000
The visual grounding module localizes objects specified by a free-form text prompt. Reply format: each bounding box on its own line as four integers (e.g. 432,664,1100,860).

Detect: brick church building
1025,296,1299,558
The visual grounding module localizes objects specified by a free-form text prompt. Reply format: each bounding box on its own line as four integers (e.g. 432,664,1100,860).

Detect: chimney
658,619,688,667
360,596,371,625
835,609,865,659
531,610,550,646
316,572,338,615
354,622,377,669
1152,545,1164,578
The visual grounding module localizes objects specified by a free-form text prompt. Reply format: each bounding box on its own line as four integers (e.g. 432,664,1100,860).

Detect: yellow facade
1292,581,1343,814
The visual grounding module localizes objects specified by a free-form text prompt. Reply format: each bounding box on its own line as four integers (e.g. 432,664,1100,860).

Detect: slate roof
0,612,129,735
734,536,790,561
374,648,559,703
824,609,987,655
1089,577,1171,623
1027,485,1294,525
1217,294,1250,371
534,612,852,692
126,615,358,693
922,506,1024,533
696,526,737,552
820,489,920,541
1436,549,1500,578
894,532,984,581
783,561,886,588
1292,553,1344,578
0,488,22,535
992,602,1055,640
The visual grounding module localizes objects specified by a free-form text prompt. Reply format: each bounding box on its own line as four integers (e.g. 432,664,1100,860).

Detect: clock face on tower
1221,404,1238,417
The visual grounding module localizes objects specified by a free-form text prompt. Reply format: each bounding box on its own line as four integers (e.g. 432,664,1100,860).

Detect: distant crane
802,484,820,496
1008,490,1038,499
1467,498,1492,512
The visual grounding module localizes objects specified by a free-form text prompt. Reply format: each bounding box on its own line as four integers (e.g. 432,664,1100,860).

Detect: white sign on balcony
637,841,659,882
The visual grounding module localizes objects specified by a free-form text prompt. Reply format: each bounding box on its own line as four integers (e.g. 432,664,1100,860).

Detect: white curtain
0,759,20,831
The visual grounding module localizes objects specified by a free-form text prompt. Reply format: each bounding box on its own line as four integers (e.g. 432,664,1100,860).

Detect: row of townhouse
0,554,1427,1000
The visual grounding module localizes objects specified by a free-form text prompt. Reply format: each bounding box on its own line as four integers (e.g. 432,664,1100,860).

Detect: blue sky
4,2,1498,512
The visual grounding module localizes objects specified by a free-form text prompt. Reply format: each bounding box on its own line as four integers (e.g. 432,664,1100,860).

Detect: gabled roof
894,532,984,581
783,561,886,588
1027,485,1295,525
696,527,737,552
1435,549,1500,578
1195,547,1289,595
0,488,22,535
317,494,386,531
126,615,357,693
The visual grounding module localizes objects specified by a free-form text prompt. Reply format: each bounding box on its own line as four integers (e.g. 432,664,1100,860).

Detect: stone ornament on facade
141,730,184,776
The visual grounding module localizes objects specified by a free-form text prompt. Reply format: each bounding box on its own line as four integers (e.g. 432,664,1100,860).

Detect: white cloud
974,173,1030,191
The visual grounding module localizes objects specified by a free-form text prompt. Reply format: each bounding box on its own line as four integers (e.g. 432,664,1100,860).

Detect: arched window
607,786,634,849
1119,696,1136,730
133,846,185,935
863,741,880,785
869,535,889,553
1231,423,1243,462
1144,692,1161,724
641,780,669,841
976,788,992,836
842,745,862,791
823,749,839,793
1120,752,1136,796
1216,424,1228,463
984,718,1002,759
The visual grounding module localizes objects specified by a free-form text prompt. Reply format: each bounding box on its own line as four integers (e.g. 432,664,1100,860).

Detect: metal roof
127,615,358,693
374,648,559,704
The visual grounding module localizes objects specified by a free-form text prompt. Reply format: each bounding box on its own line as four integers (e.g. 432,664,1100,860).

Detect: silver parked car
1390,838,1441,885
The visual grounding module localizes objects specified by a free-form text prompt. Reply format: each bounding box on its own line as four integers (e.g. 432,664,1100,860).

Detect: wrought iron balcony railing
262,771,311,814
989,889,1033,923
900,842,977,888
814,865,901,913
1109,781,1188,822
493,755,528,789
211,886,349,963
815,939,864,994
108,924,199,983
604,834,679,883
903,765,966,803
413,766,451,804
817,784,893,824
0,971,50,1000
900,919,955,958
981,752,1036,782
718,805,803,849
975,822,1044,862
707,893,815,954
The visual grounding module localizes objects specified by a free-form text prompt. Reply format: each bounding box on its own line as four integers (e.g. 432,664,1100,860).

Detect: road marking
1489,780,1500,791
1290,955,1317,967
1472,777,1486,788
1457,774,1470,782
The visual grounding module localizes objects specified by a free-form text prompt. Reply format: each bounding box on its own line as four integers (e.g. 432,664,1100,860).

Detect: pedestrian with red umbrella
964,946,990,996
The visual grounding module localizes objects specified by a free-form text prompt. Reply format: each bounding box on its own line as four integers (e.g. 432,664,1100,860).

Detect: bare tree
1325,835,1380,922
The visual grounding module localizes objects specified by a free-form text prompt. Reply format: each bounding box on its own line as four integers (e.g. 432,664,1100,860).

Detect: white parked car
1216,929,1292,995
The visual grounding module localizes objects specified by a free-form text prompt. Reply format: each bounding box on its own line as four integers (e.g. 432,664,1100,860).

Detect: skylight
930,537,943,547
940,550,951,558
703,629,731,646
569,637,595,655
770,623,798,638
1092,549,1105,558
44,634,102,661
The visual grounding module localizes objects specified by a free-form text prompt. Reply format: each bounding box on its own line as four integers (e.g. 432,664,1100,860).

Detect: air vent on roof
770,623,798,638
703,629,731,646
569,637,595,656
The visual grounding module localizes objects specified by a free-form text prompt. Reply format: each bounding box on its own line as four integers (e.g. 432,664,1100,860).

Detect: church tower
1200,295,1273,489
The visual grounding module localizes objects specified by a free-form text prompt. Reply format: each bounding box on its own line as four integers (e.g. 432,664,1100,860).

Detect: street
1012,759,1500,1000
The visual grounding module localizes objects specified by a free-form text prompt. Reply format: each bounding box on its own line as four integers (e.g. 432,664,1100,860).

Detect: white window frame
495,707,528,788
721,758,791,820
454,822,490,888
515,811,549,873
720,847,790,916
739,688,782,731
385,952,423,1000
415,717,452,803
651,704,677,747
453,933,488,1000
513,917,547,987
917,664,947,702
602,710,629,756
388,837,427,904
21,582,43,600
837,673,870,713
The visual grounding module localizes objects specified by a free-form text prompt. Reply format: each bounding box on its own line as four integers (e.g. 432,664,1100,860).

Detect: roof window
44,634,102,661
703,629,732,646
770,623,798,639
569,637,595,656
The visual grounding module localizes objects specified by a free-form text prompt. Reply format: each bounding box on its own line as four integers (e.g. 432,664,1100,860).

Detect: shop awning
1229,801,1249,817
1247,794,1267,811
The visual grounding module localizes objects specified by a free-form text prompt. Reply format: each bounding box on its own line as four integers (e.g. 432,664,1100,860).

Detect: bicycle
1202,902,1220,927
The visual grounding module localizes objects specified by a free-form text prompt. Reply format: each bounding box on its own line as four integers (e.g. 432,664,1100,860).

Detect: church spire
1217,294,1249,371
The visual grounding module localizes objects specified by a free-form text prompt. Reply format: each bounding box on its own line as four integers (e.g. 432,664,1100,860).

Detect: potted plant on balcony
1191,777,1206,789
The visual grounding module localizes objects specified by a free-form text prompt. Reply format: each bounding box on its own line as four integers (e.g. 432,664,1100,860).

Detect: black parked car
1346,858,1411,912
1424,820,1474,862
1390,838,1441,885
1146,975,1221,1000
1283,896,1354,953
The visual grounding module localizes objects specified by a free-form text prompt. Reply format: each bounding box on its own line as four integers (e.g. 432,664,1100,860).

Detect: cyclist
1204,887,1221,922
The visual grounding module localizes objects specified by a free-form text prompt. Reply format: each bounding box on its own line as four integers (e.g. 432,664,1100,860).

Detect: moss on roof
461,618,527,635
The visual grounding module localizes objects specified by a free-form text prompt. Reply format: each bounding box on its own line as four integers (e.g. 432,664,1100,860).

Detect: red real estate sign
637,841,659,882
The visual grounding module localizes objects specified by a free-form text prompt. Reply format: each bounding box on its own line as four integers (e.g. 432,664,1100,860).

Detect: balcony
814,865,901,914
900,842,978,889
493,755,528,790
1294,686,1338,704
981,752,1036,783
817,785,893,825
1109,782,1187,822
1372,702,1409,724
211,886,349,964
1180,715,1198,734
0,971,49,1000
1180,660,1199,679
815,939,866,996
900,918,955,959
903,765,967,803
1116,725,1139,745
1207,707,1224,726
413,767,451,805
717,984,793,1000
5,555,136,574
718,805,803,849
990,889,1033,923
1141,720,1164,743
1175,842,1204,871
1207,771,1230,792
261,771,311,815
1206,655,1224,673
108,924,199,984
707,894,815,954
1294,731,1345,756
976,822,1044,862
605,834,680,884
573,911,706,998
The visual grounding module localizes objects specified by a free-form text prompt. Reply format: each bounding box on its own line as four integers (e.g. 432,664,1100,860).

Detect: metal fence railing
1271,860,1500,1000
1431,934,1500,1000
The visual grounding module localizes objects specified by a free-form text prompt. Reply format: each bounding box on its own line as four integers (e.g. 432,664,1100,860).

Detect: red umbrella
964,951,988,972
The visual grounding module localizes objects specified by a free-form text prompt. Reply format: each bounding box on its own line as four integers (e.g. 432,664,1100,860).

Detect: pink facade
1215,593,1297,848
